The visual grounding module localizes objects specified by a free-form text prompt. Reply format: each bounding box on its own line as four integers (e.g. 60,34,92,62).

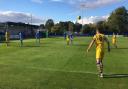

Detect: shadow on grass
104,74,128,78
111,47,128,49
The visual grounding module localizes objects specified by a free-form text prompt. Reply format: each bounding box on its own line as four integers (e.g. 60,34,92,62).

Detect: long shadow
104,74,128,78
110,47,128,49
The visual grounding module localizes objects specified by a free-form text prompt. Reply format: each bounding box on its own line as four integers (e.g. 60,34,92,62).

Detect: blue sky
0,0,127,24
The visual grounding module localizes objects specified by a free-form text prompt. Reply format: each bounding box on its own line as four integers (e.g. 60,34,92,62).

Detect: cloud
0,11,44,25
51,0,63,2
82,0,121,8
31,0,43,4
53,0,122,8
77,15,109,24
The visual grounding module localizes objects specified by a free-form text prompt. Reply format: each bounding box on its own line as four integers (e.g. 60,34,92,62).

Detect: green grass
0,37,128,89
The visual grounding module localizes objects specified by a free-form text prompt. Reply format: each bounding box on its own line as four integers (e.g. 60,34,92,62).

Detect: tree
96,21,106,32
68,21,74,32
51,23,62,34
107,6,128,33
45,19,54,33
59,22,68,33
82,24,91,34
40,24,45,29
74,23,82,33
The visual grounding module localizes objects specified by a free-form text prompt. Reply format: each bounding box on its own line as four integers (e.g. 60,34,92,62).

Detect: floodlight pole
80,3,85,34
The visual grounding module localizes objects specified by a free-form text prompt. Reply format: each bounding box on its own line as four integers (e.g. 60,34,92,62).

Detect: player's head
113,32,115,35
37,30,40,32
96,28,103,34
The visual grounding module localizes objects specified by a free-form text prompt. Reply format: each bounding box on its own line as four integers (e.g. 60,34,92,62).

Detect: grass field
0,37,128,89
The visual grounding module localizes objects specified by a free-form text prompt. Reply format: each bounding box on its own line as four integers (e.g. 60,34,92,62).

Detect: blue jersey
35,31,40,39
19,32,23,40
64,33,66,39
70,35,73,40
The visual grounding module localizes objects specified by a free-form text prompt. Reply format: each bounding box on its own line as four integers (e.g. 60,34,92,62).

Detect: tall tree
68,21,74,32
107,6,128,33
51,23,62,34
40,24,45,29
74,23,82,33
45,19,54,33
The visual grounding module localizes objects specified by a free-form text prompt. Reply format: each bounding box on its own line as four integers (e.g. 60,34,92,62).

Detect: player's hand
86,49,89,53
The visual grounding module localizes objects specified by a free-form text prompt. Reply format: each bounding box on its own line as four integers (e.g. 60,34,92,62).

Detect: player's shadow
111,47,128,49
104,74,128,78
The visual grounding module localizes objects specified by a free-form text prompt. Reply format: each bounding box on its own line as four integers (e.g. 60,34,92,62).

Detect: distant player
87,29,110,78
35,30,41,46
19,32,23,47
5,31,10,46
64,32,66,40
70,34,73,45
112,33,117,48
66,35,70,45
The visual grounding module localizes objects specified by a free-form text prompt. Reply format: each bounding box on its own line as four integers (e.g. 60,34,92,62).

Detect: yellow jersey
93,33,105,50
5,32,10,41
112,35,116,44
93,33,106,59
112,35,116,39
66,35,70,41
5,32,10,38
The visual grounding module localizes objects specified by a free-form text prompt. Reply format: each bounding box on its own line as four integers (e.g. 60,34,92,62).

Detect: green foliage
68,21,75,32
45,19,54,33
82,24,96,34
51,23,62,34
39,24,45,29
107,6,128,33
74,23,82,33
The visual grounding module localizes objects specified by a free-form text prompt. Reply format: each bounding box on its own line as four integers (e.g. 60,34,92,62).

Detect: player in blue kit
19,32,24,47
35,30,41,46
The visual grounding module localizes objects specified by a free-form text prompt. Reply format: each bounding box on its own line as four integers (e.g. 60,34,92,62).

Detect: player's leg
6,38,9,46
96,60,102,74
39,38,40,44
114,43,117,48
100,60,103,77
36,38,38,46
96,59,103,77
71,39,73,45
100,52,104,75
21,40,23,47
113,40,117,48
96,50,104,77
67,40,69,45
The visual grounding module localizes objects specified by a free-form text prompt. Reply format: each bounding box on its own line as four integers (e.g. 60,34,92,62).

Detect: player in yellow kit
112,33,117,48
87,29,110,78
5,31,10,46
66,35,70,45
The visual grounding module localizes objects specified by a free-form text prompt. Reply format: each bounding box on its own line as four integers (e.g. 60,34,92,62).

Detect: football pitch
0,37,128,89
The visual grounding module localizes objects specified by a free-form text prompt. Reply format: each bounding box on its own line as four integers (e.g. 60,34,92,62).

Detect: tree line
43,6,128,35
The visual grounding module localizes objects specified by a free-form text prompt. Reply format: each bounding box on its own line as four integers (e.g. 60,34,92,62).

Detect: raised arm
104,36,110,52
87,39,95,53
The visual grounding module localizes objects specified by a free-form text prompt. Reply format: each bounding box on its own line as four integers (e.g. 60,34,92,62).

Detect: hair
96,28,104,34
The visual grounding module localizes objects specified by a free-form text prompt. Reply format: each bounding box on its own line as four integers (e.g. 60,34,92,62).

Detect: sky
0,0,128,25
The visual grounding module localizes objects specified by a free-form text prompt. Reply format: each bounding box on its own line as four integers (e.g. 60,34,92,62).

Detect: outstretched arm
104,37,110,52
87,39,95,53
